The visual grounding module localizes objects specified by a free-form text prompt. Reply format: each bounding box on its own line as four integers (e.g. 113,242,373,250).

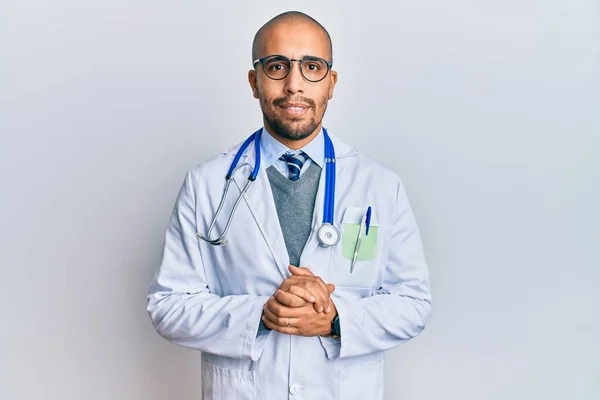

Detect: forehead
258,21,330,60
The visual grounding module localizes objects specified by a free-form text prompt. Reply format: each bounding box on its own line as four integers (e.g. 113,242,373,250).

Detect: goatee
261,96,328,141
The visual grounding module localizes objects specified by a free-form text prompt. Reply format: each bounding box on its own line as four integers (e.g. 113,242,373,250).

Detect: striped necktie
280,151,309,181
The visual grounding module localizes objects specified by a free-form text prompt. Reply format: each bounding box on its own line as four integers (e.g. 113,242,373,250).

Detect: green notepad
341,224,378,260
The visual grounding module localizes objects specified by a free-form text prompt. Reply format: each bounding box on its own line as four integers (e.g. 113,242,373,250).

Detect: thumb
327,283,335,293
288,265,314,276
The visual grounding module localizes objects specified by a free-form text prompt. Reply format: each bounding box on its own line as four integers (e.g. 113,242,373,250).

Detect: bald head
252,11,333,63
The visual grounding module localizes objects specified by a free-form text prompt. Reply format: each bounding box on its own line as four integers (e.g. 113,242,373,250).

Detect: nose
283,60,305,95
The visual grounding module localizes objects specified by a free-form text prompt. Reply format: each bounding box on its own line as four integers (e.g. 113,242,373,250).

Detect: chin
263,109,322,141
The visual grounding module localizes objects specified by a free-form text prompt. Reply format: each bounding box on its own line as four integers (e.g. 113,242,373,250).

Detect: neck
264,124,322,150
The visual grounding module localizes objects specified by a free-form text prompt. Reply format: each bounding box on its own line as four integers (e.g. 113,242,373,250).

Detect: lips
280,103,308,109
279,102,310,116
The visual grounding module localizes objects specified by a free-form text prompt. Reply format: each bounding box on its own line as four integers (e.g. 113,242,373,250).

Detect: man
147,11,431,400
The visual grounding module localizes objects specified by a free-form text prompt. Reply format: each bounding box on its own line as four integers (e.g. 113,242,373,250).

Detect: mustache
273,97,316,108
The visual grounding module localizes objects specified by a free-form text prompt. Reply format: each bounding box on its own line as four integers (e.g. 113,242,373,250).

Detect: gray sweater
266,162,322,266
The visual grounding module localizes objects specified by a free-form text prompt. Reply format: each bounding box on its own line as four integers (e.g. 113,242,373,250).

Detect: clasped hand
261,265,337,336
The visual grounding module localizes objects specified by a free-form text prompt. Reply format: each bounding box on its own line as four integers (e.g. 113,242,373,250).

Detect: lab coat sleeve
147,170,271,361
320,181,432,359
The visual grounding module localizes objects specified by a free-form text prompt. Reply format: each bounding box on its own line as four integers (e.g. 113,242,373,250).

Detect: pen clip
365,206,372,236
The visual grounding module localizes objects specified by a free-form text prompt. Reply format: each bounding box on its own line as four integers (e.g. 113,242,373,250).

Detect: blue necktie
280,151,309,181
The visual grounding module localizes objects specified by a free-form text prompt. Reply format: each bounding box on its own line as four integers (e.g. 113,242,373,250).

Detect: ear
327,70,338,100
248,69,259,99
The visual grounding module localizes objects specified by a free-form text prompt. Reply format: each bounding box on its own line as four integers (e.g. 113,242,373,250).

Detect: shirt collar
260,127,325,169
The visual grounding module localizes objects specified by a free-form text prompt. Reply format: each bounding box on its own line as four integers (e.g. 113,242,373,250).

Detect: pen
365,206,372,236
350,213,367,273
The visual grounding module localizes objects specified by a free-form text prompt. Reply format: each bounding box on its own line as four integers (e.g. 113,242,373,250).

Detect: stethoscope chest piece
317,223,340,247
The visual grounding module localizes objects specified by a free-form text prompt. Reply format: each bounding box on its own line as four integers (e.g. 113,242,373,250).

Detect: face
248,21,338,145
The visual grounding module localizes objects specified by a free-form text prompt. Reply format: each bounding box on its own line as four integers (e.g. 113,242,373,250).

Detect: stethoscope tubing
197,128,336,247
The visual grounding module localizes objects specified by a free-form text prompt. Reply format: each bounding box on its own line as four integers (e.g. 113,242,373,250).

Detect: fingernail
310,296,316,302
319,305,324,312
327,306,332,313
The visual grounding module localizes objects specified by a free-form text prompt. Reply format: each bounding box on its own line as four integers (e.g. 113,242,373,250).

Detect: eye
304,62,321,71
265,60,289,72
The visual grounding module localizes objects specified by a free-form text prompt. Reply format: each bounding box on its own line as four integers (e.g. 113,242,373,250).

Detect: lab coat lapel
298,163,330,275
299,133,358,279
232,144,289,280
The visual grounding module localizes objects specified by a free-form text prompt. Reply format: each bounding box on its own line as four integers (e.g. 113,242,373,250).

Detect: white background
1,1,599,399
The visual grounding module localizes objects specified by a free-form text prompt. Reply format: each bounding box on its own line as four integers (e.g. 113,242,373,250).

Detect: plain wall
1,1,598,399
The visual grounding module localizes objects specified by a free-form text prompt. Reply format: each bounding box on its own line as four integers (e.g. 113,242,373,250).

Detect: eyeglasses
253,54,333,83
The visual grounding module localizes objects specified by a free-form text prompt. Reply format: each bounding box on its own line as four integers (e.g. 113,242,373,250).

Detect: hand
278,265,335,313
262,295,337,337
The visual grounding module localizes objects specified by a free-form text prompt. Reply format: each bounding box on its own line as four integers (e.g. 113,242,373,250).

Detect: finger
327,283,335,293
282,274,316,286
266,296,287,317
262,303,287,326
289,276,330,297
281,277,330,312
261,315,297,335
294,284,326,313
278,280,291,294
266,296,307,319
275,289,308,308
311,301,324,313
289,265,314,276
304,281,331,313
314,278,333,312
278,274,306,292
288,285,319,306
263,312,326,337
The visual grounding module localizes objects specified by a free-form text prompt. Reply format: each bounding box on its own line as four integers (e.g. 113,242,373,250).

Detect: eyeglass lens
262,56,329,82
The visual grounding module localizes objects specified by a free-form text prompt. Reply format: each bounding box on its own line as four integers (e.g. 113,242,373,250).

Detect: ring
287,317,292,327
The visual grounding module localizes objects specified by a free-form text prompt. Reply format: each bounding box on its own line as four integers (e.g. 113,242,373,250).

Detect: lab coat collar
259,127,325,169
221,127,359,161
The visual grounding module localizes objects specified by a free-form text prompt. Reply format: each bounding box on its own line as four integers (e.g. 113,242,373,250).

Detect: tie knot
280,151,308,181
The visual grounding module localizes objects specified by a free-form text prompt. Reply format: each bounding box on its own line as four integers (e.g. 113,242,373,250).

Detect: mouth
278,103,310,117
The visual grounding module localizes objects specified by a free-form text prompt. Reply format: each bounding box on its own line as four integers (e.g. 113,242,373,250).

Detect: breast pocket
202,360,255,400
328,207,383,289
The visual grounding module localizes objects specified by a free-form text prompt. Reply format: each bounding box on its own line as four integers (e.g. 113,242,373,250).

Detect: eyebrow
264,54,329,61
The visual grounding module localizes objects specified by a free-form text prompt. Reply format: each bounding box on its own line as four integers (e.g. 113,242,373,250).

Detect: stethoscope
196,127,340,247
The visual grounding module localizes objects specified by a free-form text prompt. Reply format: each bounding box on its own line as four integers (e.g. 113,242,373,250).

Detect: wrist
325,299,340,338
319,311,337,337
329,313,341,339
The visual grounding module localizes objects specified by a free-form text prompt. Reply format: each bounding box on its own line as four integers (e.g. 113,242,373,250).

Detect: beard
260,95,328,141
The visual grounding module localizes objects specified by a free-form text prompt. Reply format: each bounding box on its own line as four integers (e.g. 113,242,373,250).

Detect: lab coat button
289,384,302,395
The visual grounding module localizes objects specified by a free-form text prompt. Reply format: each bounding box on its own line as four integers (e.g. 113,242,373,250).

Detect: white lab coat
147,132,431,400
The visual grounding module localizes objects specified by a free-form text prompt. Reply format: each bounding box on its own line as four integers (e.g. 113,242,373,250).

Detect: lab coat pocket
338,359,384,400
329,207,381,288
201,360,255,400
